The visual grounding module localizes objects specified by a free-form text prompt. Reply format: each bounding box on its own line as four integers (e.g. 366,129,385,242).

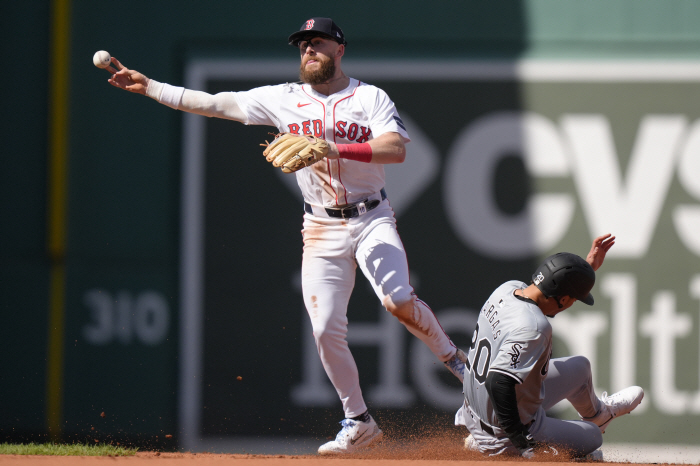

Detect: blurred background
3,0,700,457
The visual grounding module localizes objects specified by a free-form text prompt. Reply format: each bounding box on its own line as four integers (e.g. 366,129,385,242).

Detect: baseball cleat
575,449,604,462
444,348,468,383
317,416,383,455
464,433,480,452
583,386,644,433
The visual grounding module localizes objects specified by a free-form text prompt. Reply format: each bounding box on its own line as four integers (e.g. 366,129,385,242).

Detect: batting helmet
532,253,595,306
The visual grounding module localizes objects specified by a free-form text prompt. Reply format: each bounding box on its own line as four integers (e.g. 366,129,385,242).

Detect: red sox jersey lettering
233,78,410,207
287,120,323,137
335,122,372,142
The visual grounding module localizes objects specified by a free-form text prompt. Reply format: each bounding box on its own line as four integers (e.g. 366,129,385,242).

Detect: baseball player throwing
102,17,466,454
457,234,644,459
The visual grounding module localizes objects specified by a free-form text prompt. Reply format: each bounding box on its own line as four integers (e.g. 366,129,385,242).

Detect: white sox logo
507,343,523,368
534,272,545,285
304,19,315,30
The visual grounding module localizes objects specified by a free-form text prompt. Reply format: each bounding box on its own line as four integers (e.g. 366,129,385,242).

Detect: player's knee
565,421,602,457
592,429,603,449
311,322,345,345
569,355,592,374
384,298,408,316
383,295,415,321
584,425,603,452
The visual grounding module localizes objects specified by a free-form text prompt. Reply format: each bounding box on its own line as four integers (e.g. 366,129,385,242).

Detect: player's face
298,37,340,85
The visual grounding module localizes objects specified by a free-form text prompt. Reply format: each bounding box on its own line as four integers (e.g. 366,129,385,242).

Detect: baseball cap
532,252,596,306
288,17,347,46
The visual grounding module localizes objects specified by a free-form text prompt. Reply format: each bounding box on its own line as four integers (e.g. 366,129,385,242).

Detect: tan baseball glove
261,133,329,173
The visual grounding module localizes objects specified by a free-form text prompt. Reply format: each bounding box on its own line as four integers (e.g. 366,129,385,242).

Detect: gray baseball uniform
456,280,603,456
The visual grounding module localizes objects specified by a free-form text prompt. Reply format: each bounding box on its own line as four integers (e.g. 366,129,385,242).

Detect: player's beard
299,55,336,85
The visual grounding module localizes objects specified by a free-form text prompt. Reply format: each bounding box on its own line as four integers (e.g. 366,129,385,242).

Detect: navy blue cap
288,17,347,46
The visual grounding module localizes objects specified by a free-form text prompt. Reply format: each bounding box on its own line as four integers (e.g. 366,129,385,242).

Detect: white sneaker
317,416,383,455
464,433,480,452
582,386,644,433
444,349,467,383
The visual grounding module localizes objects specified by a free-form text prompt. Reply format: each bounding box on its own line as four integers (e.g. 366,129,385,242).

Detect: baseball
93,50,111,69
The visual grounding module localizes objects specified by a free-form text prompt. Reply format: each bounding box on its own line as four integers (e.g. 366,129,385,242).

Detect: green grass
0,443,139,456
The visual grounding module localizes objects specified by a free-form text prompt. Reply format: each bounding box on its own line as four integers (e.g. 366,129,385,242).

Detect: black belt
304,188,387,219
465,402,496,436
480,420,495,436
479,419,532,437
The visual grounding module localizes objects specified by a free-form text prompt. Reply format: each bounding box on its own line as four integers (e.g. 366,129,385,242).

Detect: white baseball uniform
455,280,603,456
151,77,458,418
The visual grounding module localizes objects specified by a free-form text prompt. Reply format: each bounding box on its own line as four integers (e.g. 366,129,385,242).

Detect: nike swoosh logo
297,103,311,107
350,430,367,445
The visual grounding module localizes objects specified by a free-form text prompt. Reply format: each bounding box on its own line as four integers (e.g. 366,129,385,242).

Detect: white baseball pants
301,200,456,418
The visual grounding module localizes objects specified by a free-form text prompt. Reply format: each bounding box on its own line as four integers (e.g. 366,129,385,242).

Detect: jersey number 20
465,323,492,384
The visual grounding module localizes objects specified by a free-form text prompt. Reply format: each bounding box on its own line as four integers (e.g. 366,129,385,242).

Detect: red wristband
337,143,372,163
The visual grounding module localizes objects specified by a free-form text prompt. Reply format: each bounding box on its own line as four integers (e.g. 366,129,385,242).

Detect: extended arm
485,371,536,454
106,57,245,122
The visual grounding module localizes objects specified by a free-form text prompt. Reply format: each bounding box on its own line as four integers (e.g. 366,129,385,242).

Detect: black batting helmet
532,252,595,306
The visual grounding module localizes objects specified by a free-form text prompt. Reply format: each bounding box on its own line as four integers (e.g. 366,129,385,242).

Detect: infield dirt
0,431,617,465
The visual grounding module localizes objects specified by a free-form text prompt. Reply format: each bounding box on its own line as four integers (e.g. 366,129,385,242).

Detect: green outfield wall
3,0,700,450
